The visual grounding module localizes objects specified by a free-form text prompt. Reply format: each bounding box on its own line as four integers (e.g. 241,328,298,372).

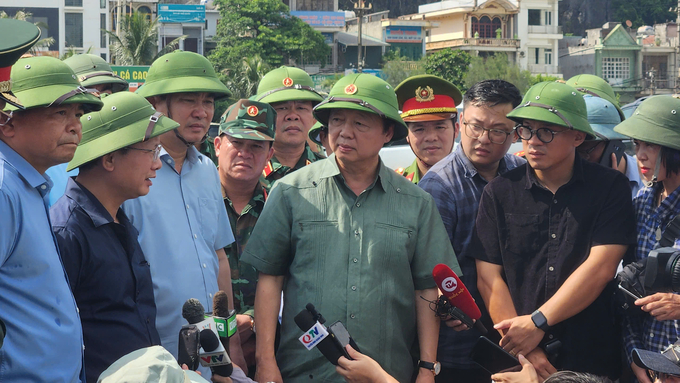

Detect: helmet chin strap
166,97,208,148
645,154,663,188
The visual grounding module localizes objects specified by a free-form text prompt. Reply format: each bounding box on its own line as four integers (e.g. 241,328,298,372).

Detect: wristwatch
531,310,551,332
417,360,441,376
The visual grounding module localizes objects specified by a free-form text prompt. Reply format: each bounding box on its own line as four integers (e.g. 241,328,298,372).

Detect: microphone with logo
180,298,233,377
294,303,360,365
432,263,487,335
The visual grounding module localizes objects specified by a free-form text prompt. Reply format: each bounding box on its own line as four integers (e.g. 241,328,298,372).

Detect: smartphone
470,336,521,374
328,321,359,359
600,140,626,168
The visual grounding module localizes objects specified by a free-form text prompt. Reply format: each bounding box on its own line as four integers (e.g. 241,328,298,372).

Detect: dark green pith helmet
218,99,275,141
255,66,324,104
313,73,408,143
614,95,680,151
507,81,596,139
308,121,325,146
566,74,625,120
63,54,128,93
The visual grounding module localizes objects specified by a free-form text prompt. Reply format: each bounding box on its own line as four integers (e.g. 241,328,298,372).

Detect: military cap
314,73,408,143
218,99,275,141
255,66,324,104
507,81,596,139
566,74,625,120
68,91,178,171
136,50,231,100
7,56,103,112
395,75,462,122
614,95,680,151
308,121,326,146
0,18,41,109
63,54,128,93
583,95,626,141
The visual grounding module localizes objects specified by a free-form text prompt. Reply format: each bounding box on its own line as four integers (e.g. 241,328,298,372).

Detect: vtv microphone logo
298,322,329,350
441,276,458,293
201,353,228,365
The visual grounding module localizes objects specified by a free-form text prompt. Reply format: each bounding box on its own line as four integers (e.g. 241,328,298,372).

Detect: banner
158,4,206,24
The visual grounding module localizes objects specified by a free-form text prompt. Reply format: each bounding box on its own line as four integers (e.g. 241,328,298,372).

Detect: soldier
51,91,178,382
308,121,331,156
122,50,245,375
254,66,325,191
394,75,462,184
472,82,635,381
242,73,459,383
0,21,103,380
214,99,276,369
576,95,642,196
566,74,625,120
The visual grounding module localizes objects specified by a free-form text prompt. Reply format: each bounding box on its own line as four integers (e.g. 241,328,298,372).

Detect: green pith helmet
218,99,275,141
7,56,103,112
63,54,128,93
566,74,625,120
507,81,596,139
68,92,179,171
255,66,324,104
614,95,680,151
395,74,462,122
583,94,626,141
314,73,408,143
308,121,325,146
0,18,41,109
135,50,231,99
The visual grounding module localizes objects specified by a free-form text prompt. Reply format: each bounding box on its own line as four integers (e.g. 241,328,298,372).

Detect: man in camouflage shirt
214,99,276,369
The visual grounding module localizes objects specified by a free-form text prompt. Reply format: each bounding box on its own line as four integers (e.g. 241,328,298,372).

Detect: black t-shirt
471,156,636,378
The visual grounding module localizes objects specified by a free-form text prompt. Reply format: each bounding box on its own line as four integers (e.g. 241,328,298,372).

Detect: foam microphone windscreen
432,263,482,320
212,291,231,319
182,298,205,324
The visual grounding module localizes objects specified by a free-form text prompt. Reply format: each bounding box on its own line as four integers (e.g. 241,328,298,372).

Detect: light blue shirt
625,153,643,198
123,146,234,366
44,163,78,207
0,140,84,382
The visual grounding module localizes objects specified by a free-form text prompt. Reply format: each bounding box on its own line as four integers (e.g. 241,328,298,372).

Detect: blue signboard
158,4,205,23
291,11,345,28
385,26,422,43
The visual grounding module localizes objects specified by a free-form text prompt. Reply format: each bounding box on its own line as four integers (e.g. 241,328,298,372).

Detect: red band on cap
402,95,457,116
0,66,11,82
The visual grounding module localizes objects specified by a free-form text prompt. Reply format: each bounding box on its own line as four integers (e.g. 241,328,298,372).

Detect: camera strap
659,214,680,248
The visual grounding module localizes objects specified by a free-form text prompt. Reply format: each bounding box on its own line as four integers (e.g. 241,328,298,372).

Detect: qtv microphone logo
441,276,458,293
298,322,329,350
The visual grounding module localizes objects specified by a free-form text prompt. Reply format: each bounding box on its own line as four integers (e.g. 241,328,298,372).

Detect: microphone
212,291,234,354
178,298,205,370
432,263,487,334
182,298,205,324
199,329,233,377
294,303,358,365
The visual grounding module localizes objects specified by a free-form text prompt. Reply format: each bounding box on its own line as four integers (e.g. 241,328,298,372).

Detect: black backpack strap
660,214,680,248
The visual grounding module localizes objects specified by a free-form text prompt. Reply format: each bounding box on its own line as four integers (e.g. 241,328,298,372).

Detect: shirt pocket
503,213,541,256
290,220,340,293
374,222,415,264
199,197,218,243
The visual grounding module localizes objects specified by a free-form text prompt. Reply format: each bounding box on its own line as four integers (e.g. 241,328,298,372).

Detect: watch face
434,362,441,375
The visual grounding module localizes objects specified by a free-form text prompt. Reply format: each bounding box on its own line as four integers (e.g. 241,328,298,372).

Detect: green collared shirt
222,183,267,318
260,143,324,192
241,154,460,383
397,159,421,184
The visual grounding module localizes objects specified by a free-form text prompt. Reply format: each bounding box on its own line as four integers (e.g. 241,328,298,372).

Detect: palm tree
0,10,56,54
221,55,270,101
104,12,185,65
61,45,94,60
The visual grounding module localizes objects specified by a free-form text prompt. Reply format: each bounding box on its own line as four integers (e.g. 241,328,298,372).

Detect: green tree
463,52,533,93
61,45,94,60
423,49,471,90
209,0,330,76
1,10,55,54
214,54,271,122
611,0,675,28
530,74,561,86
382,55,426,88
104,12,184,65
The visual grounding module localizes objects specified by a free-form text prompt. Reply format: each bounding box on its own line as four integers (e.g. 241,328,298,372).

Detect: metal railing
427,38,521,50
527,25,563,35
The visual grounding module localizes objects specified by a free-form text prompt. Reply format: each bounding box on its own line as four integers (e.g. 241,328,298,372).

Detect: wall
427,14,465,42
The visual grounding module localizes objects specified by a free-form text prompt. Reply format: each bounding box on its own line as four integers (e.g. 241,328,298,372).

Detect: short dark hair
544,371,612,383
662,146,680,177
463,80,523,109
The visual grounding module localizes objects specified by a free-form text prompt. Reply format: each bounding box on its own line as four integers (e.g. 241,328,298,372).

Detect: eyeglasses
461,117,513,145
576,141,604,160
126,144,163,161
516,125,570,144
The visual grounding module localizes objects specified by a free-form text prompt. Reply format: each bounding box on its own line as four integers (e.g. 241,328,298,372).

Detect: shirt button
83,344,86,351
76,307,80,313
353,258,358,263
40,185,46,190
186,204,190,209
351,286,357,291
548,266,554,272
354,229,359,236
553,199,557,204
650,333,655,337
202,263,207,268
355,202,361,208
551,233,556,239
194,234,198,239
147,318,150,324
396,188,401,193
350,314,356,319
166,159,172,164
209,293,213,298
548,334,554,339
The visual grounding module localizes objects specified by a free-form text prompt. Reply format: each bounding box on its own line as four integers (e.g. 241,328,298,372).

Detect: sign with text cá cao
111,65,150,92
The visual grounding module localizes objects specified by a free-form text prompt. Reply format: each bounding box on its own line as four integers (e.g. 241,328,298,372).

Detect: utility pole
354,1,372,73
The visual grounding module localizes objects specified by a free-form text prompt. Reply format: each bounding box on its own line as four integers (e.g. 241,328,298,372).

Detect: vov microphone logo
299,322,329,350
441,277,458,293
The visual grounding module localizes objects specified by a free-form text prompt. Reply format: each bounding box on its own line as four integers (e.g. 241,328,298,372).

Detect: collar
222,181,267,206
268,143,317,173
455,145,513,180
64,177,115,228
320,153,388,193
0,139,52,193
159,145,200,168
524,154,585,190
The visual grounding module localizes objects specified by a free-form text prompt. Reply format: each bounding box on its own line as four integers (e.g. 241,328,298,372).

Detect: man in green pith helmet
394,75,462,184
64,53,129,95
566,74,625,121
471,82,635,381
50,91,178,382
254,66,325,191
215,99,276,370
241,73,460,383
0,24,103,379
121,50,246,377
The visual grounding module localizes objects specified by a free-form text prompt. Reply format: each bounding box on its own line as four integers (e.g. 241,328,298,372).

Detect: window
65,0,82,6
101,53,107,61
65,13,83,48
602,57,630,81
528,10,541,26
545,11,552,26
471,16,502,38
535,48,540,64
545,48,552,65
100,0,105,9
100,13,106,48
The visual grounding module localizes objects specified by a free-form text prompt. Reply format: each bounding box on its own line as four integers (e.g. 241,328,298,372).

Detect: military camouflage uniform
260,144,324,191
395,159,421,184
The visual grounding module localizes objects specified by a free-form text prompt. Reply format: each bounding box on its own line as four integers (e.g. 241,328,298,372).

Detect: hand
336,345,397,383
254,356,283,383
611,153,626,174
414,367,435,383
636,293,680,320
236,314,254,341
229,330,248,376
524,348,556,382
495,315,544,357
441,315,474,331
491,354,539,383
631,361,653,383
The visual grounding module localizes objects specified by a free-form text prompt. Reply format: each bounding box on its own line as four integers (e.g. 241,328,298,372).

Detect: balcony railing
427,38,520,50
527,25,563,35
528,64,562,75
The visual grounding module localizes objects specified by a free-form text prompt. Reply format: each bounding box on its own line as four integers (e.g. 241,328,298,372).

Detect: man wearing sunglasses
50,92,178,382
418,79,524,383
471,81,636,381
